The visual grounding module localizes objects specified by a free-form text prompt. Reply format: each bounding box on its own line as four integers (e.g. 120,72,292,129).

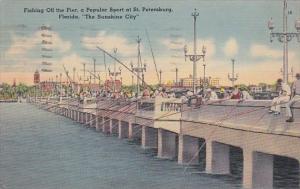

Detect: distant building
178,75,201,89
104,79,122,92
12,79,16,87
34,70,40,84
249,84,273,93
40,81,56,93
74,83,101,93
210,77,220,87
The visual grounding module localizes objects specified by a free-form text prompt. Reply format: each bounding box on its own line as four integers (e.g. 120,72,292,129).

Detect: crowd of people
77,73,300,123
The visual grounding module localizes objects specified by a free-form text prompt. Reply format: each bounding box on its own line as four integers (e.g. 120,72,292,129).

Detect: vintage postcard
1,0,300,188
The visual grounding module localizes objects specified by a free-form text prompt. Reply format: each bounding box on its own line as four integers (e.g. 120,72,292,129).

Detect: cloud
223,37,238,57
4,30,71,59
250,44,282,59
81,31,138,56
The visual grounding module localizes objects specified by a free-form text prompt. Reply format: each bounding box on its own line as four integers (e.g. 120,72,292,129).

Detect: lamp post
131,60,146,96
175,67,178,86
130,36,146,96
268,0,300,83
59,73,62,102
108,48,121,94
228,59,238,87
184,9,206,93
159,69,162,86
202,46,207,89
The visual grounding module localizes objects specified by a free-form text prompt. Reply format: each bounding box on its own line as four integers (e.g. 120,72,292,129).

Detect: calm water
0,103,298,189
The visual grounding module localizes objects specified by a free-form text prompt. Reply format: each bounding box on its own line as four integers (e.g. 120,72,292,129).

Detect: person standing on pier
286,74,300,122
269,79,290,115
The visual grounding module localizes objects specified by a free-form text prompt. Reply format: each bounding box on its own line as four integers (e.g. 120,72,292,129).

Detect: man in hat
269,79,290,115
286,73,300,122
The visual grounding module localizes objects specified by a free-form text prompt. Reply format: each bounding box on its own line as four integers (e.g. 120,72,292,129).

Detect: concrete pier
36,97,300,188
142,126,158,149
178,135,200,165
157,129,177,160
95,116,101,131
77,111,80,122
243,150,273,189
118,121,129,139
85,112,90,125
90,114,95,127
128,123,142,140
205,140,230,174
80,112,85,124
110,119,119,135
102,117,110,134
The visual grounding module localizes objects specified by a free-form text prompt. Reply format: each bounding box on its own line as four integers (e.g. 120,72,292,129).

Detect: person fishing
269,79,290,115
286,73,300,122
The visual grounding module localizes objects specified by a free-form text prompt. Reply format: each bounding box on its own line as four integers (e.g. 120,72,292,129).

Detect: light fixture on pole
268,0,300,83
130,36,146,96
184,9,206,93
228,59,238,87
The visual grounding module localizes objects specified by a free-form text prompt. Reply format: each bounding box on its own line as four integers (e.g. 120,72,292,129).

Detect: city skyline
0,0,300,86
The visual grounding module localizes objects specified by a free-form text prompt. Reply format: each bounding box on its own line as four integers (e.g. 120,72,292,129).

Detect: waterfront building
34,70,40,84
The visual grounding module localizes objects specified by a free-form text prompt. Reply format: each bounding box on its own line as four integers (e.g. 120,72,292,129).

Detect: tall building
34,70,40,84
210,77,220,87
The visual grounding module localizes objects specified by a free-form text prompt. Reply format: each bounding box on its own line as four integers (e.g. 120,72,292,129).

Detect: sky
0,0,300,86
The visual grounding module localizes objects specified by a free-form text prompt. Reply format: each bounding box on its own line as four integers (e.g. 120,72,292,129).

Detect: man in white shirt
241,89,253,100
286,74,300,122
270,79,291,115
204,88,218,100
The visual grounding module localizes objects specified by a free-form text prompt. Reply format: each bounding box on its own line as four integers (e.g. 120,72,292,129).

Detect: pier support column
73,110,75,120
178,135,199,165
91,114,95,127
206,140,230,174
118,121,129,139
79,112,82,123
81,112,86,124
71,110,73,120
142,126,158,149
128,123,142,140
110,119,118,135
85,112,89,125
95,115,101,131
157,129,177,160
77,111,80,122
102,117,110,134
243,150,273,189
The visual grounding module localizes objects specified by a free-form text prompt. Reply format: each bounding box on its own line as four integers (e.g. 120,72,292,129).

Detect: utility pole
108,48,121,93
59,73,62,101
82,63,86,85
113,48,117,93
73,67,76,83
184,9,206,93
175,67,178,86
228,59,238,87
130,36,146,96
93,58,96,84
159,69,162,86
202,56,207,89
137,37,141,95
268,0,300,83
